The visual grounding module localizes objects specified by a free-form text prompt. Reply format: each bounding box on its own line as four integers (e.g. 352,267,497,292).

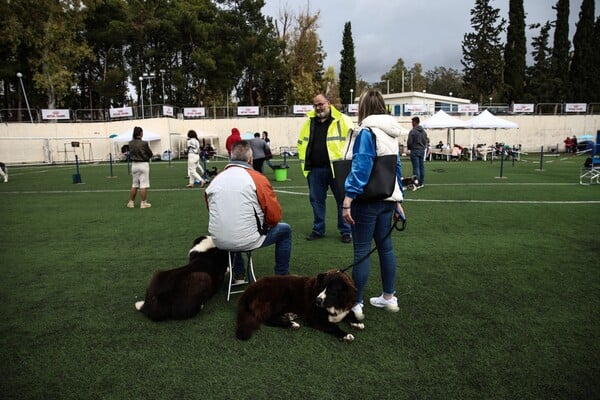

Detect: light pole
489,97,493,108
159,69,166,104
138,76,144,119
142,73,156,117
349,88,354,105
16,72,34,123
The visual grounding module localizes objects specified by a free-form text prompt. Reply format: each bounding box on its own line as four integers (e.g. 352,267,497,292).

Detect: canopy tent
465,110,519,160
421,110,469,146
465,109,519,129
110,131,162,142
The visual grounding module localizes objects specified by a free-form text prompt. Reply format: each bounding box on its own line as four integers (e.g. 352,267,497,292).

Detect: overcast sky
261,0,592,83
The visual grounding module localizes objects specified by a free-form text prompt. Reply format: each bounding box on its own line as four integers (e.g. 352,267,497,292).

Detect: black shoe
306,232,324,241
341,234,352,244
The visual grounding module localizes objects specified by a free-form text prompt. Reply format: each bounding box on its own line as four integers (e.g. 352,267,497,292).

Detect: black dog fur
236,270,364,342
135,236,228,321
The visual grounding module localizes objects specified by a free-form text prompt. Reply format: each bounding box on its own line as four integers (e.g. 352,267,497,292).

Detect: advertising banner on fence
565,103,587,113
183,107,205,118
162,105,174,117
458,104,479,113
237,106,259,116
293,105,313,114
512,103,534,113
348,104,358,113
109,107,133,118
42,109,70,120
405,104,427,113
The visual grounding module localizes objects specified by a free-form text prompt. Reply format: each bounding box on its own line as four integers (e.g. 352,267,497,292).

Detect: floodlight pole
138,76,144,119
16,72,34,123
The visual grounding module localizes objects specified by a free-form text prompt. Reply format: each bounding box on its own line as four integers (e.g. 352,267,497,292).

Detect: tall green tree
424,67,464,97
568,0,596,102
338,21,356,105
592,17,600,101
461,0,506,104
503,0,526,102
550,0,570,101
526,22,554,102
379,58,407,94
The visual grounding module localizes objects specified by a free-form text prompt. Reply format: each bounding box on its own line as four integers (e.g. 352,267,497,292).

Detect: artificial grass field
0,154,598,399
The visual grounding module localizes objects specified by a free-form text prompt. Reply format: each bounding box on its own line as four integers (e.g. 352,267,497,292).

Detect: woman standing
127,126,153,209
186,130,206,188
341,89,405,320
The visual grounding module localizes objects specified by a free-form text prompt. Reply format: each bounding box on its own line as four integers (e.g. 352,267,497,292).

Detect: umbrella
421,110,469,146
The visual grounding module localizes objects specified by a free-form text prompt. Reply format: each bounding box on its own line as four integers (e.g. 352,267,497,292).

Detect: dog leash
338,208,406,273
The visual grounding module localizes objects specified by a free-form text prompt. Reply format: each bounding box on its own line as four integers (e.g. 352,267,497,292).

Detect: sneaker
341,234,352,244
233,273,246,285
351,303,364,321
140,201,152,209
369,294,399,312
305,232,324,241
126,201,134,208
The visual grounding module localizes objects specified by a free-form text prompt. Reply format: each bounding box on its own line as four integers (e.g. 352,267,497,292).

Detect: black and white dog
401,175,419,191
0,162,7,183
135,236,229,321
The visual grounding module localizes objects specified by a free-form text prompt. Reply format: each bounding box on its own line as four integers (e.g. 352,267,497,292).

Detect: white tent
421,110,469,146
110,131,162,142
466,109,519,129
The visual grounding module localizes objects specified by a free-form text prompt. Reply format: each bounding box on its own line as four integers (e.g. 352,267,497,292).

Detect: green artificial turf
0,155,598,399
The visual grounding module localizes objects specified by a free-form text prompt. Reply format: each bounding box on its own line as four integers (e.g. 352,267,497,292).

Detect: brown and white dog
236,270,364,342
135,236,228,321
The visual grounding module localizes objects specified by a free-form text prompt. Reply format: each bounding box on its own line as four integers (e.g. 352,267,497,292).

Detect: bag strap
344,127,376,159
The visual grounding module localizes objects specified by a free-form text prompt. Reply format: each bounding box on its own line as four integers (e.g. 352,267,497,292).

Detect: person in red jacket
226,128,242,158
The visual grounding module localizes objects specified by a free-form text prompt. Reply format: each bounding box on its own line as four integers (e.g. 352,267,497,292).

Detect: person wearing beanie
226,128,242,158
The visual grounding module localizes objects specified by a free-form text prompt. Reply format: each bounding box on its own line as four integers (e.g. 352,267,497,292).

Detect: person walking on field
185,130,206,188
127,126,153,209
226,128,242,158
297,93,354,243
407,116,428,188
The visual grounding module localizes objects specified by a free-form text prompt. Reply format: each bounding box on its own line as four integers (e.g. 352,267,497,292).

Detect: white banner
42,109,70,120
237,106,259,116
109,107,133,118
458,104,479,113
348,104,358,113
293,105,313,114
183,107,205,117
405,104,427,113
162,105,174,117
565,103,587,113
512,103,534,113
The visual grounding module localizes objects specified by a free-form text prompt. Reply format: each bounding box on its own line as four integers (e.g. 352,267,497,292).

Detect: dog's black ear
316,273,327,287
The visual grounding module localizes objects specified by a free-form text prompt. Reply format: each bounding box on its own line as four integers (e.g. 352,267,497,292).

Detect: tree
526,22,554,102
338,22,356,105
550,0,570,101
569,0,596,102
592,17,600,101
461,0,506,104
409,63,427,92
503,0,526,103
424,67,464,97
379,58,407,94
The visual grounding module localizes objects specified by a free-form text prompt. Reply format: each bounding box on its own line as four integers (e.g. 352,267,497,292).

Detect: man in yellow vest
297,94,354,243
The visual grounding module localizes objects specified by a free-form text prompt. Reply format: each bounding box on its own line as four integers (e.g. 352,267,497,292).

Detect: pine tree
526,22,554,102
550,0,570,101
569,0,596,102
503,0,526,103
461,0,506,104
338,22,356,105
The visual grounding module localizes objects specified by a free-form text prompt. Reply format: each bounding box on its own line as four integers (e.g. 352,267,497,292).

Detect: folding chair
226,251,257,301
579,131,600,185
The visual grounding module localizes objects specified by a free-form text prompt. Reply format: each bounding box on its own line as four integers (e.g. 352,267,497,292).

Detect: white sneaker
351,303,364,321
369,294,399,312
126,201,134,208
140,201,152,209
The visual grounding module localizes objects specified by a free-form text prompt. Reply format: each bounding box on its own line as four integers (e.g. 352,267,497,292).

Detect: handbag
333,127,397,201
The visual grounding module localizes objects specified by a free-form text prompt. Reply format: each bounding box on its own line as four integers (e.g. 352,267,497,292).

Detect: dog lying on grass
236,270,364,342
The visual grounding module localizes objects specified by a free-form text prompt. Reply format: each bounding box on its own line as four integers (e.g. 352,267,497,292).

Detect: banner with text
237,106,259,116
109,107,133,118
183,107,205,118
293,105,313,114
42,109,70,120
458,104,479,113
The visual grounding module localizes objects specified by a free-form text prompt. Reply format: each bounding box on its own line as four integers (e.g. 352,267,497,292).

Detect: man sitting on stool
205,140,292,282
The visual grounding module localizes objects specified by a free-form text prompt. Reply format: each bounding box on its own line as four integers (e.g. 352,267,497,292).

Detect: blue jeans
350,201,397,304
233,222,292,275
307,167,351,237
410,150,426,185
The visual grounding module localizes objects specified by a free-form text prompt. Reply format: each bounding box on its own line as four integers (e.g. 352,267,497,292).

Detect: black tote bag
333,128,397,201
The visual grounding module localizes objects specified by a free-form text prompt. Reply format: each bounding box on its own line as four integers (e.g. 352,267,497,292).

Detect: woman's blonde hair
357,89,387,124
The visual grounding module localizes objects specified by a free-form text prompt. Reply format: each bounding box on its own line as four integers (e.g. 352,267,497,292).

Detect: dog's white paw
350,322,365,330
342,333,355,342
135,301,144,311
290,321,301,330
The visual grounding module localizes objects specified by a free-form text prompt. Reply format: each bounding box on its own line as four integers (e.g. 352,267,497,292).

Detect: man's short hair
231,140,252,162
411,117,420,124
